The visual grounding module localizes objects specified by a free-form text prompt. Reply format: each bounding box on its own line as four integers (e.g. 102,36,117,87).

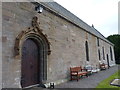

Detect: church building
2,1,116,88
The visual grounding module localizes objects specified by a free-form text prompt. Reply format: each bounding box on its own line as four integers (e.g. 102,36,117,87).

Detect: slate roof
35,1,114,46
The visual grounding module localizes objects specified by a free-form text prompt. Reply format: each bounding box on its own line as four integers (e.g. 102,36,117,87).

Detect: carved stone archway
14,16,51,57
14,16,51,87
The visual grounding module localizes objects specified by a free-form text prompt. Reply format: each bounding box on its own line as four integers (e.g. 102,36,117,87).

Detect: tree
107,34,120,64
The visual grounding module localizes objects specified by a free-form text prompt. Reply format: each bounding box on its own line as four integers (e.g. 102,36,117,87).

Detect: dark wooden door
21,39,39,88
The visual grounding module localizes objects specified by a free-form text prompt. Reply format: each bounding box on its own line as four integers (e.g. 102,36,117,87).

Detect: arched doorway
14,16,51,88
20,34,50,88
21,38,40,88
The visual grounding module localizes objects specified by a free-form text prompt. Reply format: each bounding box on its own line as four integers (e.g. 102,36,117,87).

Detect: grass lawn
96,70,120,88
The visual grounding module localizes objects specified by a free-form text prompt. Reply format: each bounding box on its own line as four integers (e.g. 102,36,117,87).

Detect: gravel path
55,65,119,88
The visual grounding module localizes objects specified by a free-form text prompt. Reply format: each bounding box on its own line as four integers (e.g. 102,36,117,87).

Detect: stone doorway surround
14,16,51,88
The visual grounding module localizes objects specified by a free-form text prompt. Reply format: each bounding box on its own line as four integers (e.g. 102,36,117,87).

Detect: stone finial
32,16,39,28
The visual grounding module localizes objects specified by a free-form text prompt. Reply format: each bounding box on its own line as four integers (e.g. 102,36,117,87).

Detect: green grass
96,70,120,88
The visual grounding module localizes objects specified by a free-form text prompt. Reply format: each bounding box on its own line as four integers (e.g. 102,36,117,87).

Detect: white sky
54,0,119,37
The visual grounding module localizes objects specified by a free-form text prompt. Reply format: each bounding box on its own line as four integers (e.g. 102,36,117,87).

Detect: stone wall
98,39,115,66
2,2,115,88
2,2,36,88
0,1,2,90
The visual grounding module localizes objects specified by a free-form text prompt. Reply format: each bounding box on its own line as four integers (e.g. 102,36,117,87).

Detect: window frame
98,49,101,60
85,41,89,61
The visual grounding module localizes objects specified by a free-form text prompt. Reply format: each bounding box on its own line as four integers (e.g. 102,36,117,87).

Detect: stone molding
14,16,51,57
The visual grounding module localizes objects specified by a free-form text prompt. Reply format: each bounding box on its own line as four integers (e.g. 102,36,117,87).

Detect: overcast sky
54,0,119,37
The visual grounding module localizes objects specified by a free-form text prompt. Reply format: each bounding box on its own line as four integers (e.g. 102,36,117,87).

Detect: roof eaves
33,1,114,46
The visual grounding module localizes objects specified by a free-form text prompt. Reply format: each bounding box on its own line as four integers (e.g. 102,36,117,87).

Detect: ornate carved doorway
14,16,51,88
21,38,40,88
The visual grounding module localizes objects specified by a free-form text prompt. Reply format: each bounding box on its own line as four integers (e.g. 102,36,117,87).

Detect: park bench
70,66,88,81
99,63,108,70
84,65,100,74
84,65,93,75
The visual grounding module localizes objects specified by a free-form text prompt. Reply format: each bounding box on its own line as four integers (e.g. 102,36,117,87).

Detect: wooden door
21,39,39,88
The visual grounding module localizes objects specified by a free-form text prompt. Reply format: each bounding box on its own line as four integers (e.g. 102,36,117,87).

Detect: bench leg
77,75,79,81
86,74,88,77
71,75,72,81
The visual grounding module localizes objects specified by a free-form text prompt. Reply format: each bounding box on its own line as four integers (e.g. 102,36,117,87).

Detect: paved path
55,65,119,88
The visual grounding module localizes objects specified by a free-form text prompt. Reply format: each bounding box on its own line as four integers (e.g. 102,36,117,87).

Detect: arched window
102,47,105,60
110,47,113,61
98,49,101,60
85,41,89,61
97,37,99,46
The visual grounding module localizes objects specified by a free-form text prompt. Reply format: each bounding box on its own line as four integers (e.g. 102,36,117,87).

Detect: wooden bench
84,65,93,75
99,63,108,70
70,66,88,81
